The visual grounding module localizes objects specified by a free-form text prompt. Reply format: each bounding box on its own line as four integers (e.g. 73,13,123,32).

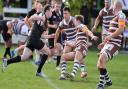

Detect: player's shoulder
118,11,126,19
99,8,104,14
37,12,43,16
77,24,86,29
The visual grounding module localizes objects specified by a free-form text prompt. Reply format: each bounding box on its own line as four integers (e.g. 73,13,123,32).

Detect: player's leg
2,33,12,58
2,46,33,71
60,45,73,80
11,44,25,57
79,58,87,78
34,50,41,66
96,44,116,89
70,45,87,80
55,43,62,69
36,44,50,77
47,38,55,63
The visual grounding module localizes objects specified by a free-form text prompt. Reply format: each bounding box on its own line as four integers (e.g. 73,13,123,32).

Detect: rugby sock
61,61,67,76
99,68,107,86
56,56,61,67
80,64,86,73
7,55,21,65
71,62,79,77
7,47,11,58
105,72,112,83
4,47,8,58
37,54,48,73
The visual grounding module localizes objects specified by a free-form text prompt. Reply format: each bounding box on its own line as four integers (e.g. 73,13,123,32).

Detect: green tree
0,0,3,14
66,0,93,15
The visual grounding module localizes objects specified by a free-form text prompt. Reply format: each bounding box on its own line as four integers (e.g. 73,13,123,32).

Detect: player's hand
50,34,55,38
65,41,76,47
54,42,57,48
91,36,98,41
53,25,57,29
97,42,105,50
104,35,111,42
92,26,97,33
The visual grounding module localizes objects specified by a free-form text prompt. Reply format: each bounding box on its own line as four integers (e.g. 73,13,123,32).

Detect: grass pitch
0,45,128,89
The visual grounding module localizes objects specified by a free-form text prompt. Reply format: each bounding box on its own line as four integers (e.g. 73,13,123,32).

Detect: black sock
7,47,11,58
99,68,107,86
37,54,48,73
7,55,21,65
4,48,8,58
56,56,61,67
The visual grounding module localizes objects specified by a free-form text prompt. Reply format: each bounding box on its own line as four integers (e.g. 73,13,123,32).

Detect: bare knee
97,53,108,69
21,54,30,61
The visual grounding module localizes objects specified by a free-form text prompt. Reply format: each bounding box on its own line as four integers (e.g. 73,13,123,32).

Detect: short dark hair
43,4,52,13
75,15,84,23
63,6,71,12
54,0,62,4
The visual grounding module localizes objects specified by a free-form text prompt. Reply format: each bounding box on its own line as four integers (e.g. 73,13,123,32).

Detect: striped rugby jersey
59,16,76,41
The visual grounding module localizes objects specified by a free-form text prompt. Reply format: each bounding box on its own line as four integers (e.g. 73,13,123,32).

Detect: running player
11,0,44,59
3,4,53,77
96,1,126,89
54,6,77,80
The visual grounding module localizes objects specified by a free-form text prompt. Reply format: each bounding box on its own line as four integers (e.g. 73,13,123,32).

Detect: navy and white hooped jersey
59,16,76,41
12,20,26,35
76,24,88,50
108,11,126,47
98,7,114,30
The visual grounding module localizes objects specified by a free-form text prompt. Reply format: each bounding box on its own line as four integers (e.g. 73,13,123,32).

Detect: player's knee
97,53,107,68
21,54,29,61
61,54,68,61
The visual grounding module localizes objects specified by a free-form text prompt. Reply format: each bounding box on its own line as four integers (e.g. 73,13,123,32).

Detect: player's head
75,15,84,25
54,0,62,12
104,0,111,9
44,4,52,18
35,0,44,11
113,0,122,14
63,6,71,20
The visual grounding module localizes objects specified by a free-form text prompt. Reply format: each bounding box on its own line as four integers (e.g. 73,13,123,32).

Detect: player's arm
42,31,55,39
110,19,125,37
92,10,102,32
48,23,57,29
47,18,58,29
28,14,44,24
24,16,33,30
54,27,61,45
6,21,13,35
105,14,126,41
82,26,98,41
24,9,37,29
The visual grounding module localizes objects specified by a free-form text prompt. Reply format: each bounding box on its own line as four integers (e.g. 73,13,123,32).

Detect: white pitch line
30,61,61,89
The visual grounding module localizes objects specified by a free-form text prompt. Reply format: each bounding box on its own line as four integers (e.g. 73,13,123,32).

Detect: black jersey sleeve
27,9,37,18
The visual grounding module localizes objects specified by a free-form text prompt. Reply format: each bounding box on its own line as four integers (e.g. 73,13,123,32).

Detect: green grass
0,45,128,89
